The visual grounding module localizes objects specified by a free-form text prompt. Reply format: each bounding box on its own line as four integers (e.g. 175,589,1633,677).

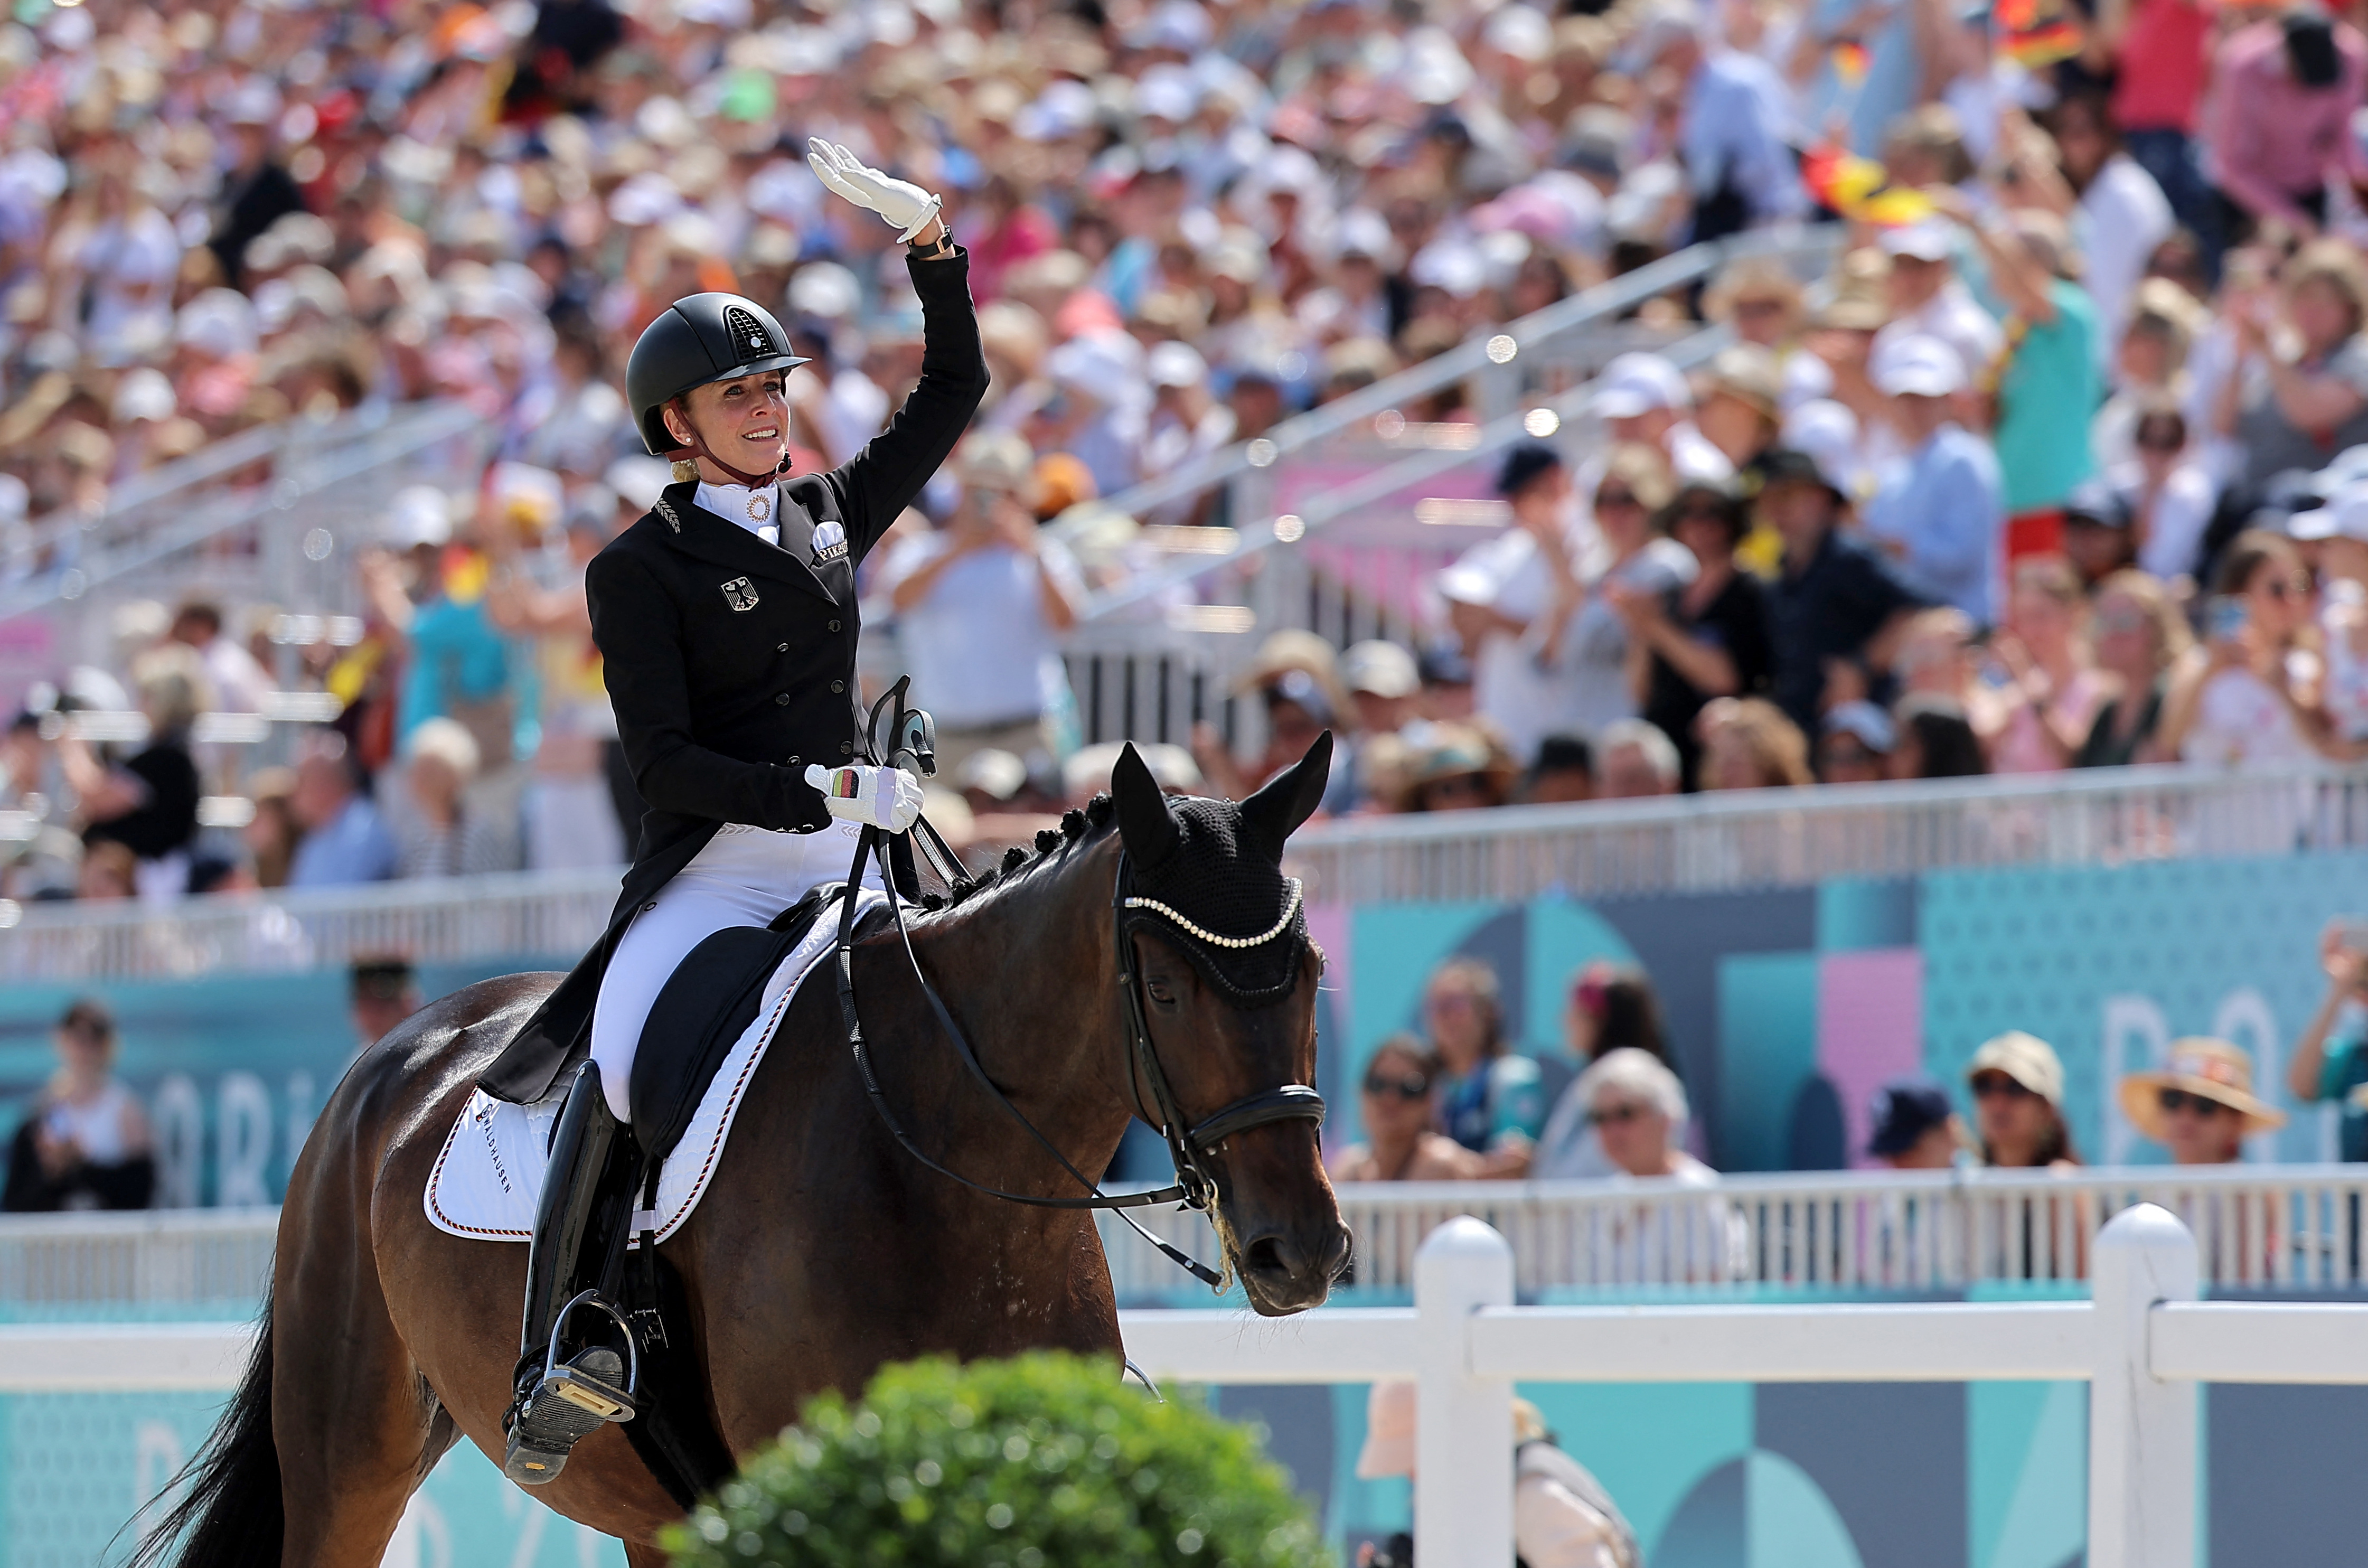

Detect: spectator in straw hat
2122,1037,2288,1165
1968,1031,2082,1168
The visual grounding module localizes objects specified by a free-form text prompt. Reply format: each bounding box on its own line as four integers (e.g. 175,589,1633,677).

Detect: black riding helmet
626,291,810,456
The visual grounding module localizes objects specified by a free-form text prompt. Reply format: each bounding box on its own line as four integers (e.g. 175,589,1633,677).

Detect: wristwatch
910,227,957,261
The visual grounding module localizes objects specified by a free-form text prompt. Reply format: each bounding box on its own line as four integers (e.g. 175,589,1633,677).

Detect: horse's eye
1146,980,1178,1007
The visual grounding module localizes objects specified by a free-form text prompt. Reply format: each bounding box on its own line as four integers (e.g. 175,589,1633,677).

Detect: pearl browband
1123,879,1304,949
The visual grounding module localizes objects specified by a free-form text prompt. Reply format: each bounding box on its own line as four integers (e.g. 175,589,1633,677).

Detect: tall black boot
503,1059,641,1485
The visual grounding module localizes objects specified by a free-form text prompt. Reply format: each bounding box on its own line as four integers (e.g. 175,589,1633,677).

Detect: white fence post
2088,1203,2199,1568
1415,1216,1515,1568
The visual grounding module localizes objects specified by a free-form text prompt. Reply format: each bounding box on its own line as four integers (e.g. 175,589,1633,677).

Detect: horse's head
1111,733,1350,1316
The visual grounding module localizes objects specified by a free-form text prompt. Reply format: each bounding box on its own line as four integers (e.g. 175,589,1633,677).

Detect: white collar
695,478,782,534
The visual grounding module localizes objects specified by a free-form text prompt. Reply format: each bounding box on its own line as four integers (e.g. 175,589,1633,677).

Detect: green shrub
664,1350,1332,1568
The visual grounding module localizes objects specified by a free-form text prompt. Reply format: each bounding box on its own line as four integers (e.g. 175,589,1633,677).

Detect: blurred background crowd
5,0,2368,909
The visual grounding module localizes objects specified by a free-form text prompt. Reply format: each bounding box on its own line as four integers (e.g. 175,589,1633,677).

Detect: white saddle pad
425,889,888,1246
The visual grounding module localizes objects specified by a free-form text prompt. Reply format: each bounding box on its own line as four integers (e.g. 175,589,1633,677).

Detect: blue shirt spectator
1627,7,1807,241
287,747,398,888
1864,336,2007,624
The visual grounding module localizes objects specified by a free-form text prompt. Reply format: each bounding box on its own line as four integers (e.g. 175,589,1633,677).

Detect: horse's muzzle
1237,1218,1353,1315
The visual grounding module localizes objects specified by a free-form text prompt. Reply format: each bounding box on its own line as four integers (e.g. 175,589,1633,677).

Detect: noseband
829,831,1325,1288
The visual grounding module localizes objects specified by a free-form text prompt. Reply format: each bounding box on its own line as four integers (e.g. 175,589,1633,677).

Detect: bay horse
136,737,1349,1566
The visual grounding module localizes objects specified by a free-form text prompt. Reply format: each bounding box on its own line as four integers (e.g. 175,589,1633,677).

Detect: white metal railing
0,865,619,982
0,1208,2329,1568
14,1167,2368,1311
1085,224,1841,577
2,399,486,633
5,759,2363,981
1288,757,2368,905
1101,1164,2368,1299
1054,226,1844,749
0,1206,280,1307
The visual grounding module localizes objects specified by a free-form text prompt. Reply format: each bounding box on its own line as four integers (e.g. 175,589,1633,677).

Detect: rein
823,691,1326,1288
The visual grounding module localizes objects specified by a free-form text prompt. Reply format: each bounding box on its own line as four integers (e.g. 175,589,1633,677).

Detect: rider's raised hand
804,762,925,834
805,138,943,242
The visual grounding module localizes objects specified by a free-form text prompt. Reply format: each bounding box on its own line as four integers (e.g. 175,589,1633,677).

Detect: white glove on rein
805,137,944,242
804,763,926,834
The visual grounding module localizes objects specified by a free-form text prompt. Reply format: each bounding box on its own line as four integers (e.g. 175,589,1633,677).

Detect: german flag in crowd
1801,144,1935,227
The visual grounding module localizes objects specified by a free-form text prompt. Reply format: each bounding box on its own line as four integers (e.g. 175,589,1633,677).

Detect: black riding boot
502,1060,641,1485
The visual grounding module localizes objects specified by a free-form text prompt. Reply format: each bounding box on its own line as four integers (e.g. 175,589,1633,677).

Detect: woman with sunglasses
1532,963,1676,1179
2120,1037,2287,1166
1327,1036,1485,1184
2075,569,2193,768
1965,1031,2081,1169
2157,529,2336,766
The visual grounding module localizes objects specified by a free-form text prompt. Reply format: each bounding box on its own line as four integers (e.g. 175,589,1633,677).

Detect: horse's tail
124,1284,283,1567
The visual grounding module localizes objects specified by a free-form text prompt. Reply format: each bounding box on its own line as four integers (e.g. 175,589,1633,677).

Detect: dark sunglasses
1364,1071,1431,1100
1971,1073,2035,1101
1733,297,1788,317
1673,504,1730,523
2134,427,2184,453
1587,1101,1652,1128
1596,489,1642,511
2158,1088,2230,1118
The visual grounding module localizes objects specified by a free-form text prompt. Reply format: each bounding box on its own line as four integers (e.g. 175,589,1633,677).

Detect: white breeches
590,820,882,1123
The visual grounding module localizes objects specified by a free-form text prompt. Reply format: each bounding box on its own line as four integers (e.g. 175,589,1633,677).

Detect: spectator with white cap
1872,220,2004,397
1590,719,1679,798
2289,482,2368,754
877,431,1085,782
1038,332,1148,499
1587,350,1733,485
1141,340,1233,495
1338,639,1422,811
1622,0,1807,243
1818,700,1896,783
1863,334,2008,625
1438,440,1593,765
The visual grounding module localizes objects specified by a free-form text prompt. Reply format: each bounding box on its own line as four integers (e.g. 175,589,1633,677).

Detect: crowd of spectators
9,0,2368,901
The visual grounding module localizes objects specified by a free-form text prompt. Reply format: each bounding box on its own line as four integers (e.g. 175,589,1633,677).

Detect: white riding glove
806,137,944,242
804,762,926,834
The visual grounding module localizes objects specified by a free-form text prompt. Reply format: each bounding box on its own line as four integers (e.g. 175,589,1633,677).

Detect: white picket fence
11,1166,2368,1310
0,1206,2347,1568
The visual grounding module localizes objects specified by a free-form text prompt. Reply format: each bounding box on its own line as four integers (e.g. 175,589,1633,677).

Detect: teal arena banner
10,848,2368,1565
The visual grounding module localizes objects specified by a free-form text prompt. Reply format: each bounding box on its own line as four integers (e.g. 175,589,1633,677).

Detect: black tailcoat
480,248,988,1104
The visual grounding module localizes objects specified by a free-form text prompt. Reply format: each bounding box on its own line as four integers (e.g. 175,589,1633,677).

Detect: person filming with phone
2288,917,2368,1160
2157,530,2334,765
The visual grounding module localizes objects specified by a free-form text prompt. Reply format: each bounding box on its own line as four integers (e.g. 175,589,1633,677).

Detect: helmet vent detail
722,306,776,364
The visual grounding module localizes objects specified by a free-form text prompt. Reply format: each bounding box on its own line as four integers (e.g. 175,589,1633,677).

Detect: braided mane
912,793,1116,912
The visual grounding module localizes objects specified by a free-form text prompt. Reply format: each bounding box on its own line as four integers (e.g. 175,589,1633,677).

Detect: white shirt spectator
2075,155,2174,365
2113,457,2217,581
877,529,1088,729
1874,281,2004,391
1437,517,1612,764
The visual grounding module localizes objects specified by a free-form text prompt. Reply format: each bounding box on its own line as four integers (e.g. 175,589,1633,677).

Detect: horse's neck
905,845,1133,1177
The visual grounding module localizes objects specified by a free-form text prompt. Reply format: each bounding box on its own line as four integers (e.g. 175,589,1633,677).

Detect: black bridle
824,690,1326,1288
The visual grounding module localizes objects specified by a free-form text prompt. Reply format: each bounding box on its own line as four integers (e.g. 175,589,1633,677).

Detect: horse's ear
1113,741,1181,865
1239,729,1332,859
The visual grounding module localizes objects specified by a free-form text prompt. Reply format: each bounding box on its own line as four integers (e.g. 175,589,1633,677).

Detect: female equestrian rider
480,139,988,1483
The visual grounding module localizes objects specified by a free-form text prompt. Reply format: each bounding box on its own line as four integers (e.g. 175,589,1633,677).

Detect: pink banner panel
1817,949,1926,1169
